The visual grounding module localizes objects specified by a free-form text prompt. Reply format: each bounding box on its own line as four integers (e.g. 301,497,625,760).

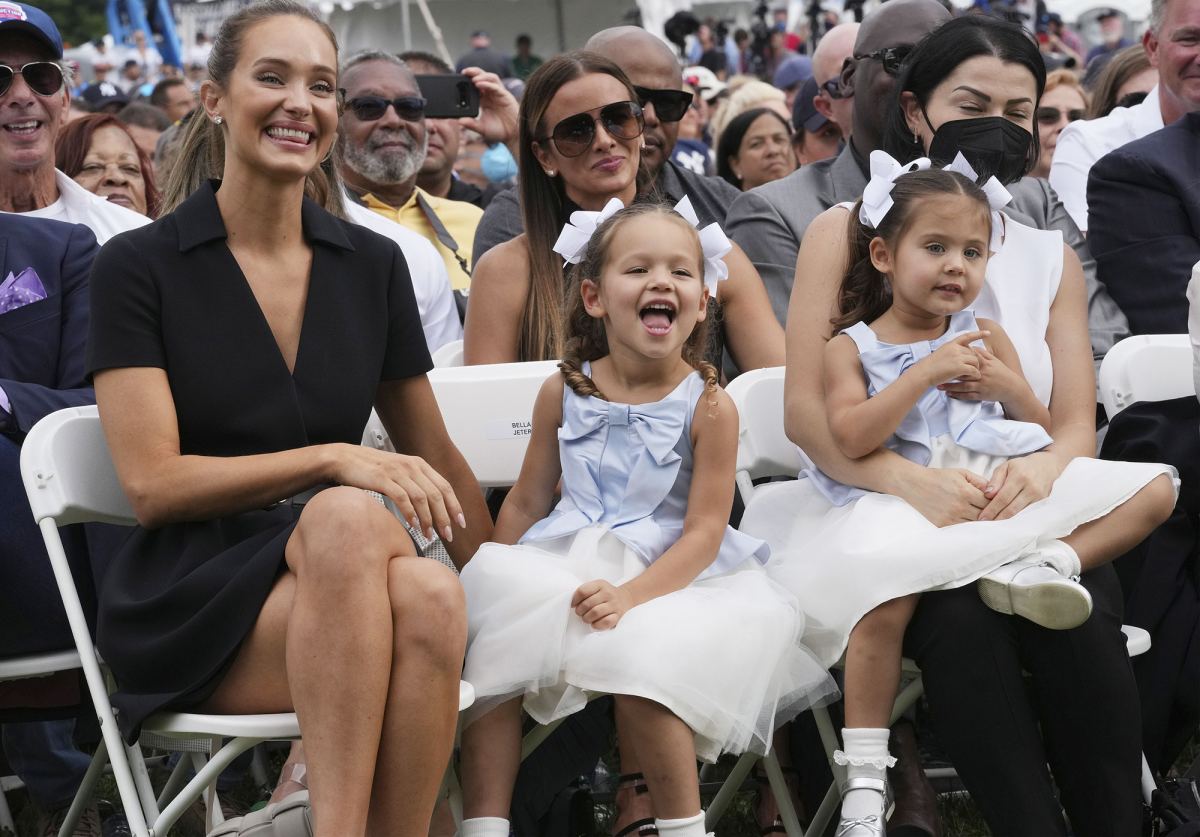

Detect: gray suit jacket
725,145,1129,364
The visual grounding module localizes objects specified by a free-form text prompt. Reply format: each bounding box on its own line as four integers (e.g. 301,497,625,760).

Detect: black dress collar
174,180,354,253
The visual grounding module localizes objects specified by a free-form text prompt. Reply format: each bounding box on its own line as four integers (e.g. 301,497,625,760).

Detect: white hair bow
859,150,931,229
942,152,1013,253
552,196,626,266
672,196,731,296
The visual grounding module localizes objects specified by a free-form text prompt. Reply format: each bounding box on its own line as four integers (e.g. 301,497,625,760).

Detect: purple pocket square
0,266,47,314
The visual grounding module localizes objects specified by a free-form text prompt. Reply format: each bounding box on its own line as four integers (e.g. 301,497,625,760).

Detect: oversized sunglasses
538,100,644,158
341,93,427,122
1036,106,1085,125
0,61,65,97
853,45,913,77
633,86,694,123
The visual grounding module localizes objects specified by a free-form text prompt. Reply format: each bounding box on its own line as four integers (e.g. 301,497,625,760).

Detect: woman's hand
571,580,635,630
978,451,1064,521
327,443,465,542
938,346,1022,402
894,467,990,527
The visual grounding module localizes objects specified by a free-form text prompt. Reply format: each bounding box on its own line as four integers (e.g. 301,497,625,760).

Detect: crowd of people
2,0,1199,835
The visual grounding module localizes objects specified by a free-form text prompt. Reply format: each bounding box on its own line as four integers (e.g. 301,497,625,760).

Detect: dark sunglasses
853,45,913,77
1036,106,1085,125
0,61,65,97
820,78,849,100
632,85,694,123
538,100,644,157
341,93,427,122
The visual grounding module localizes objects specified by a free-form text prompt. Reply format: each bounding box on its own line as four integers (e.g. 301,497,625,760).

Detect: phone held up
417,74,482,119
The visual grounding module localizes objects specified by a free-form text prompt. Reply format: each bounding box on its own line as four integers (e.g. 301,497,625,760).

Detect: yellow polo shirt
363,187,482,291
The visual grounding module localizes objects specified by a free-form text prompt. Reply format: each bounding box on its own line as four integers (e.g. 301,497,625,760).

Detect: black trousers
903,564,1142,837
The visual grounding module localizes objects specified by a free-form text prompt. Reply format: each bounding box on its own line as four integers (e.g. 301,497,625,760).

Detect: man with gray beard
338,50,483,292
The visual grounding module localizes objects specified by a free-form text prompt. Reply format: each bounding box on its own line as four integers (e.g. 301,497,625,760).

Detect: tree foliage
34,0,108,49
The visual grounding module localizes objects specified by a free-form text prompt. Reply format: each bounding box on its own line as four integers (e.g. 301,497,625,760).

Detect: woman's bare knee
287,487,414,582
1142,474,1178,528
388,558,467,658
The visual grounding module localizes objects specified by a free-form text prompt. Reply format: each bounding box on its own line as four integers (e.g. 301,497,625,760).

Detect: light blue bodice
806,309,1054,506
520,364,769,578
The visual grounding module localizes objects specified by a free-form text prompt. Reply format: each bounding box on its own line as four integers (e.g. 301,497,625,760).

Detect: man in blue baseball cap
791,74,843,165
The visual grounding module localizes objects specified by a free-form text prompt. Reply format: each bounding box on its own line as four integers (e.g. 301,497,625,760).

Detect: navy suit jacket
1088,112,1200,335
0,214,98,436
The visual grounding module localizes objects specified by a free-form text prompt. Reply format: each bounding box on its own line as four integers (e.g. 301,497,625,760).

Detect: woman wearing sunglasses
1031,69,1089,179
762,15,1147,836
87,2,492,834
464,50,784,373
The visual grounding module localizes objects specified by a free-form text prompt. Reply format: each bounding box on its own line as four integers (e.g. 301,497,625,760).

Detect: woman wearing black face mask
776,15,1147,837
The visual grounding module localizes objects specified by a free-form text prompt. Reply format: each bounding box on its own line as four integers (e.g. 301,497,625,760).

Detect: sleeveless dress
741,216,1177,668
460,367,837,762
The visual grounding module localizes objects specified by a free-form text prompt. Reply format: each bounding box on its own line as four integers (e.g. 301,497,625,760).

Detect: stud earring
213,115,223,125
546,169,556,177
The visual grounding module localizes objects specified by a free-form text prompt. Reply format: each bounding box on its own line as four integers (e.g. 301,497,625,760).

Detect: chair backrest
431,339,464,368
428,360,560,488
20,406,136,527
1098,334,1194,418
724,367,803,505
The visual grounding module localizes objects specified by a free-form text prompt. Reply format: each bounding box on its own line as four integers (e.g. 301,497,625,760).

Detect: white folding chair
722,367,1158,835
20,406,473,836
1098,334,1193,419
432,338,465,368
0,648,86,833
427,360,560,489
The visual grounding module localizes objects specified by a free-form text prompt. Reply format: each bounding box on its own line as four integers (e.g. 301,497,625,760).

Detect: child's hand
938,346,1020,402
571,580,635,630
917,330,988,387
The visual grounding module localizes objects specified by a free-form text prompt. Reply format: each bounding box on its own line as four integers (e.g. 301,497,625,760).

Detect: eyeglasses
632,86,694,123
1036,106,1085,125
820,78,849,100
341,93,427,122
538,100,644,157
0,62,65,98
852,45,913,77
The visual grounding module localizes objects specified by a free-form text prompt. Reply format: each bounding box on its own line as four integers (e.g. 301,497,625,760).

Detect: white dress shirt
344,197,462,353
1048,85,1165,233
7,170,150,243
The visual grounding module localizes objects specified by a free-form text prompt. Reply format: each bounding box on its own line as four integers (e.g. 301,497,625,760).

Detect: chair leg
0,782,16,835
127,742,160,827
1141,753,1157,805
153,738,260,837
705,751,757,831
156,753,193,812
56,740,111,837
763,749,805,837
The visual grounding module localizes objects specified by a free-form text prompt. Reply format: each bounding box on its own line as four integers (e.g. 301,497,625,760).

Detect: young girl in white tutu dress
742,154,1177,837
456,199,836,837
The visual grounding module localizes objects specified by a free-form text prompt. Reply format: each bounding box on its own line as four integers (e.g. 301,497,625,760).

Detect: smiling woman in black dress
85,2,492,835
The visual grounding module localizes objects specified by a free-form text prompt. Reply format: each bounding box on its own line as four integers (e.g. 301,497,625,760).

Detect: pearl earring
213,115,223,125
546,169,556,177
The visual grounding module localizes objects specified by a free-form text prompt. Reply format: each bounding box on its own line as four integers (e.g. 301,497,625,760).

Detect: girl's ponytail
832,202,894,334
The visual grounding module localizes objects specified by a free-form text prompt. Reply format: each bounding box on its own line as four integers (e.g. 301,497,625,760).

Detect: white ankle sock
1035,539,1081,577
837,727,893,822
654,811,707,837
461,816,510,837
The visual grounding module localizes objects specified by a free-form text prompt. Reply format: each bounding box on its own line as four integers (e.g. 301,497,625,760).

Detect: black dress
86,181,433,741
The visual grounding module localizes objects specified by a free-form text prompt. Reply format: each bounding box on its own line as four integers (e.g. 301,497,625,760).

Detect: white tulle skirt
460,526,839,762
742,439,1176,668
